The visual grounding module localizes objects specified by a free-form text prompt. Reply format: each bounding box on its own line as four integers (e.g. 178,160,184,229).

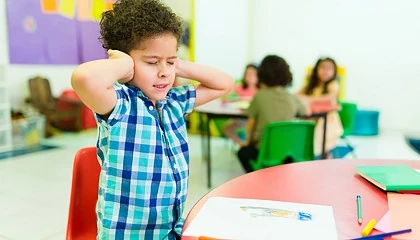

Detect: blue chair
405,136,420,156
353,110,380,136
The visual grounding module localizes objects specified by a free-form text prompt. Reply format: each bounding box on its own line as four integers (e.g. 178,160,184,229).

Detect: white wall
194,0,252,79
251,0,420,131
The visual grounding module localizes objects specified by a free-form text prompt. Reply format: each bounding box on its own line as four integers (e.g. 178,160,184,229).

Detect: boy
71,0,234,239
237,55,309,173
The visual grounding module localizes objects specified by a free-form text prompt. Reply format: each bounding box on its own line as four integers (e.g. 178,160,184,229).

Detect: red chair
66,147,100,240
59,90,97,130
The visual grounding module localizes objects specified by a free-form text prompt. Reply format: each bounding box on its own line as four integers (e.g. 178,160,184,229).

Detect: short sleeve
94,83,130,126
168,84,197,115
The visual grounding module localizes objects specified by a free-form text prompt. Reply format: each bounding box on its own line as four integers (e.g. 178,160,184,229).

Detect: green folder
355,165,420,191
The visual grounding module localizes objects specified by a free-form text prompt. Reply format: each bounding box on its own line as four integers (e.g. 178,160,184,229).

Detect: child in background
71,0,234,239
223,64,258,145
297,57,343,158
237,55,308,173
233,64,258,100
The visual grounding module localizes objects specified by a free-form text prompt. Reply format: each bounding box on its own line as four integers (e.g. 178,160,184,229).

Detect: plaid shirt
95,83,196,239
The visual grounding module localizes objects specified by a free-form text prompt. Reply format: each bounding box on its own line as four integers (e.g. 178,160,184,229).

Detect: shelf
0,144,12,153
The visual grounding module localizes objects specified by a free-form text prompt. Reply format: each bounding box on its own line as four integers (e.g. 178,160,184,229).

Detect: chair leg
44,118,54,138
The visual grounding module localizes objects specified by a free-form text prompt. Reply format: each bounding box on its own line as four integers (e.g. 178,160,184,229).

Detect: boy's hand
174,58,184,77
107,49,134,83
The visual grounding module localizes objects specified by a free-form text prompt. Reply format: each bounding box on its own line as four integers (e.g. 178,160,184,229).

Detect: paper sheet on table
387,192,420,239
224,101,250,110
374,211,391,232
183,197,338,240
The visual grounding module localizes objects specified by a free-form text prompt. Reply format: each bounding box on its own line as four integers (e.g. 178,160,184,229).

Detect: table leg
206,114,212,188
321,113,328,159
199,113,207,162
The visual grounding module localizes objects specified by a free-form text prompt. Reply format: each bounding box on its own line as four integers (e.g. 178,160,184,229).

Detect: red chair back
66,147,100,240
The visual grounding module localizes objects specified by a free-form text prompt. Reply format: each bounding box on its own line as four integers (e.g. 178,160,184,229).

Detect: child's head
99,0,183,103
305,57,337,95
257,55,292,88
242,64,258,89
314,58,337,83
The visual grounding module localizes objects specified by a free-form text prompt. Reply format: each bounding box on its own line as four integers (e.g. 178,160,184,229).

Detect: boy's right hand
107,49,134,83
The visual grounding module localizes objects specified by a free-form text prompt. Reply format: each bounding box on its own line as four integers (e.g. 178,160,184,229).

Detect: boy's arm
241,118,256,147
241,93,258,146
176,59,234,107
296,86,306,96
71,50,134,115
294,96,311,117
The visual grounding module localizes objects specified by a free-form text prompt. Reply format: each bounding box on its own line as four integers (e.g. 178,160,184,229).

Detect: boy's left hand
175,58,186,78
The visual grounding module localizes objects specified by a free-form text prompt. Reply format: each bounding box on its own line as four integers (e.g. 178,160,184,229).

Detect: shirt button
174,163,178,169
148,106,153,111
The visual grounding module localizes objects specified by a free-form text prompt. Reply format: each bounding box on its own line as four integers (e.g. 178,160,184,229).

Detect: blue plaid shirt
95,83,196,239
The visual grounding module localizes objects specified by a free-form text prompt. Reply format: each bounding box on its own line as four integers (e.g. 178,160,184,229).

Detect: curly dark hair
304,57,337,95
257,55,292,87
99,0,183,53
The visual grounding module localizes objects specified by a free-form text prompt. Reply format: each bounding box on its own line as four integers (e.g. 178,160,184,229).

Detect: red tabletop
182,159,420,240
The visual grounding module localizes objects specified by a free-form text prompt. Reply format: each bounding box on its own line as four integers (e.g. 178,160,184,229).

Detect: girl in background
223,64,258,145
297,57,343,158
233,64,258,100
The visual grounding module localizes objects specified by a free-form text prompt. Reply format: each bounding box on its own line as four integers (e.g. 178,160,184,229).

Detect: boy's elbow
71,67,90,91
224,76,235,93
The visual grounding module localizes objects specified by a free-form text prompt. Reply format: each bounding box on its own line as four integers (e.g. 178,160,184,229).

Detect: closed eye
147,62,158,65
167,62,175,65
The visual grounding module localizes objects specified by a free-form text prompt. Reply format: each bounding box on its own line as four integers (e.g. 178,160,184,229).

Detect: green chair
338,101,358,157
249,121,315,171
212,118,229,137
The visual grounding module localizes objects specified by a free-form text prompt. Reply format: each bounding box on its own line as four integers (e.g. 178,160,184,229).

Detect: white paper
184,197,338,240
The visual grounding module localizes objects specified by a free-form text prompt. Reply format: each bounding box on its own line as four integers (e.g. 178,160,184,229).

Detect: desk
182,159,420,239
195,99,331,188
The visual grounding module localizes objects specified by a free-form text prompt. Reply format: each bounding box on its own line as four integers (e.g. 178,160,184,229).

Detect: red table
182,159,420,239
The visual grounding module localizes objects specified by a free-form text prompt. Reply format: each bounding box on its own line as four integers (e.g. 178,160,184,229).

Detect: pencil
356,195,362,224
351,228,412,240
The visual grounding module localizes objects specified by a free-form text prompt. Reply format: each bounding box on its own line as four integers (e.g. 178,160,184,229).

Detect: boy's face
129,34,178,104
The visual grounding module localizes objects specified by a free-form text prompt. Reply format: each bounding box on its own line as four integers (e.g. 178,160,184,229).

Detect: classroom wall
194,0,252,79
251,0,420,132
0,0,76,109
0,0,8,65
1,0,251,110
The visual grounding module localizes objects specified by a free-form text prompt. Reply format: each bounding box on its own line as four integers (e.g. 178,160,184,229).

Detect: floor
0,129,418,240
